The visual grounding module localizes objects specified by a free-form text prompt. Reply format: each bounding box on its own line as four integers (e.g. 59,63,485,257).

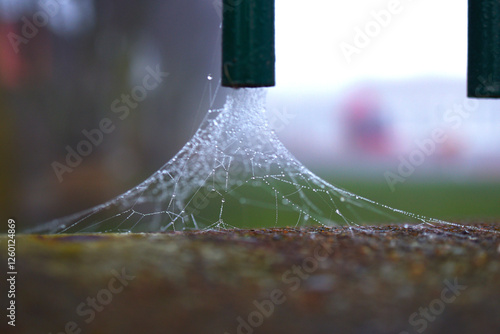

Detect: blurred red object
0,21,52,90
342,88,392,156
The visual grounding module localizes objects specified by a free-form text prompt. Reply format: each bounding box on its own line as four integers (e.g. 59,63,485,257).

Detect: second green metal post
468,0,500,98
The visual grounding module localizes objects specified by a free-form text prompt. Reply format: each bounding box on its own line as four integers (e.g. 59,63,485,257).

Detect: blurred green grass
195,175,500,229
325,176,500,221
14,177,500,234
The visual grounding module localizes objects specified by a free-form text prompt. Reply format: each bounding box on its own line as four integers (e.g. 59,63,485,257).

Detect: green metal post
468,0,500,98
222,0,275,88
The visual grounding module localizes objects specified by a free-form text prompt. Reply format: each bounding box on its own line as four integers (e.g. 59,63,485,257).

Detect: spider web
29,88,492,234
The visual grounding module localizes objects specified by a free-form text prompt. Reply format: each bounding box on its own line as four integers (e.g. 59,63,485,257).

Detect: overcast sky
275,0,467,90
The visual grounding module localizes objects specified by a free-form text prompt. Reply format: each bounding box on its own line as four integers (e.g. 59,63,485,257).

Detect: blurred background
0,0,499,231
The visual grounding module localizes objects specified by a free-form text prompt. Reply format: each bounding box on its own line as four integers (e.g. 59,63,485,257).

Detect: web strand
28,89,498,237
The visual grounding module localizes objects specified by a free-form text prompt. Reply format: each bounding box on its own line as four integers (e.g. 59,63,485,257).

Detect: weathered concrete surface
1,224,500,334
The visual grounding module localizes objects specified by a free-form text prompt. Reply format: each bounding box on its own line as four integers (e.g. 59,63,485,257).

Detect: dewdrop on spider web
30,89,497,237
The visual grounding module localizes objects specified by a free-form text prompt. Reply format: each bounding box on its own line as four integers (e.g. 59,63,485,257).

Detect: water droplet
340,197,345,202
221,198,225,203
336,209,341,215
207,74,213,81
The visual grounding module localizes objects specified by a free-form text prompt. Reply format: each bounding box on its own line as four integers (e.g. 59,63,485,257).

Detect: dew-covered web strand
28,88,498,237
